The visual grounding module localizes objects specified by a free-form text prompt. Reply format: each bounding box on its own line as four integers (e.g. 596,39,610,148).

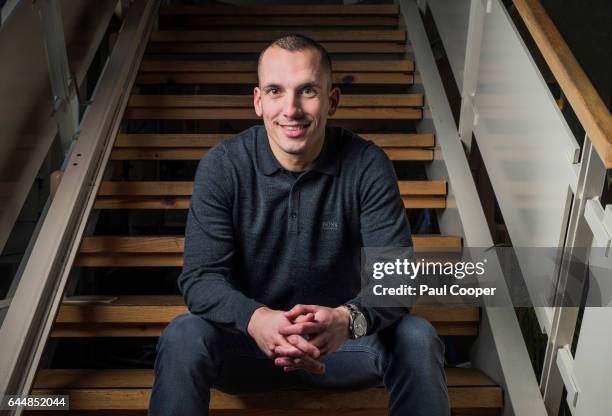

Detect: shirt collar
310,126,340,176
256,125,340,177
257,125,283,175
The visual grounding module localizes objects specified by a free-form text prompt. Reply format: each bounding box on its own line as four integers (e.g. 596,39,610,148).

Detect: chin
280,143,308,155
277,134,308,150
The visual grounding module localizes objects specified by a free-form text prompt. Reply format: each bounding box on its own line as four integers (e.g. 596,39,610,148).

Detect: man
149,35,450,416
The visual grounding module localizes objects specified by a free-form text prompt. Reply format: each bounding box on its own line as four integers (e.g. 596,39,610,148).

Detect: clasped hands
247,304,350,374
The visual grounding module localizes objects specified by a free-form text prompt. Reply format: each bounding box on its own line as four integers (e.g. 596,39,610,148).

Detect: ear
327,86,341,116
253,86,263,117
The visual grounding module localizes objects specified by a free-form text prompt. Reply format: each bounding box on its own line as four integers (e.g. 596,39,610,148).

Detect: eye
302,87,316,97
266,87,280,96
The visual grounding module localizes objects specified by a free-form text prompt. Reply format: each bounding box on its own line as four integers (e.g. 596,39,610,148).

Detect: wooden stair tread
110,147,432,162
114,133,433,148
110,133,435,162
123,107,422,120
146,42,407,55
160,15,400,28
73,236,462,268
399,180,446,195
79,236,186,253
127,94,423,108
52,323,477,338
139,60,415,73
151,30,406,42
136,72,414,85
55,295,478,324
96,180,445,196
77,235,461,254
29,388,503,412
32,368,501,411
136,59,415,86
34,367,494,388
94,180,445,210
159,5,400,16
97,181,194,196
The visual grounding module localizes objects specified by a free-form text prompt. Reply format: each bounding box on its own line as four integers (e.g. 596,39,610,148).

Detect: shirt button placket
289,189,299,233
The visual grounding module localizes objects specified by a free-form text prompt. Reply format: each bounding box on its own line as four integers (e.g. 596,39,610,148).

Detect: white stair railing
413,0,612,415
428,0,582,333
399,1,549,415
0,0,159,406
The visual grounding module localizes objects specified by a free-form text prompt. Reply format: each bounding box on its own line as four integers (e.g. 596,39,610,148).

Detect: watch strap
343,303,364,339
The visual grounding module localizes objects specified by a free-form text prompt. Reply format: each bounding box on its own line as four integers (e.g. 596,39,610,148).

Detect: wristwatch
343,304,368,339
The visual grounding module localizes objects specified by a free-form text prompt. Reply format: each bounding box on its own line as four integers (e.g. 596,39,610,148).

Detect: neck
269,134,325,172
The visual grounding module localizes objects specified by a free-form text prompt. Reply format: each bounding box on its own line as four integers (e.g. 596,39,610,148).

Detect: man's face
254,47,340,162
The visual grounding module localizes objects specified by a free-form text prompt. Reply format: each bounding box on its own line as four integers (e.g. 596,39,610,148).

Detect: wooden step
111,133,434,161
54,296,478,324
51,295,478,337
136,71,414,85
94,180,446,210
160,15,400,29
127,94,423,108
136,59,414,85
31,368,501,413
124,107,421,120
114,133,433,148
150,30,406,43
146,42,407,55
158,4,401,31
137,60,414,85
140,60,414,73
74,235,462,268
159,5,401,16
76,235,462,255
400,180,446,208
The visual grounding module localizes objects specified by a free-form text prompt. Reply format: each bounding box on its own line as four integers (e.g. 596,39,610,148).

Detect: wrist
247,306,270,337
335,306,351,338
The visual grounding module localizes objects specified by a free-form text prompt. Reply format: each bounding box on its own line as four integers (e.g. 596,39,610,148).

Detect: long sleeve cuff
235,299,267,335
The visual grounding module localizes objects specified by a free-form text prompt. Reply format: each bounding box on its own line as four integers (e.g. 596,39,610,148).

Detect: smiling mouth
278,123,311,138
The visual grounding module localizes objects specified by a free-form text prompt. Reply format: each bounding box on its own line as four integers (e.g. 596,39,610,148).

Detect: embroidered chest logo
322,221,339,231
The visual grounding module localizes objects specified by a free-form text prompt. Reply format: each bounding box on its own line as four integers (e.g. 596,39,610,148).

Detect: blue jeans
149,313,450,416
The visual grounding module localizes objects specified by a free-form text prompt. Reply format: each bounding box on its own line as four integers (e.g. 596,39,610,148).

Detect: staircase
29,3,503,414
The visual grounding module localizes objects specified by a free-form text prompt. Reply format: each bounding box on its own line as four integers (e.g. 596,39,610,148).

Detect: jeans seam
335,345,381,358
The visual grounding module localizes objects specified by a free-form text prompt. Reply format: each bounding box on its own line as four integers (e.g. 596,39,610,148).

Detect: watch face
354,314,367,337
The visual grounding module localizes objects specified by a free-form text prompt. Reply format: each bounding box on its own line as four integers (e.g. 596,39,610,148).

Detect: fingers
274,335,320,359
279,322,326,336
294,312,315,323
307,333,330,356
273,335,302,357
276,356,326,374
274,344,305,358
284,304,318,321
274,357,296,367
290,357,326,374
286,334,320,358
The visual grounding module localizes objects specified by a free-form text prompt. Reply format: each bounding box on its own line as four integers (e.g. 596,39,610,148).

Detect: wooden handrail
513,0,612,168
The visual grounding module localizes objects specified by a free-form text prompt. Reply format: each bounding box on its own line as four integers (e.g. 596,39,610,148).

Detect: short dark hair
257,34,333,88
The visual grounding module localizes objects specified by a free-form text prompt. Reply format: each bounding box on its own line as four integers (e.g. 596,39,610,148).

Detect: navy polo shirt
179,125,413,335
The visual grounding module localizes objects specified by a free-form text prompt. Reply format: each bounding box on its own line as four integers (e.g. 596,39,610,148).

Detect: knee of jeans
158,313,218,363
393,314,442,356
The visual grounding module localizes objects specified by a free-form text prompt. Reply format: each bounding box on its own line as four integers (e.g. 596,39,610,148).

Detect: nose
282,92,303,119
